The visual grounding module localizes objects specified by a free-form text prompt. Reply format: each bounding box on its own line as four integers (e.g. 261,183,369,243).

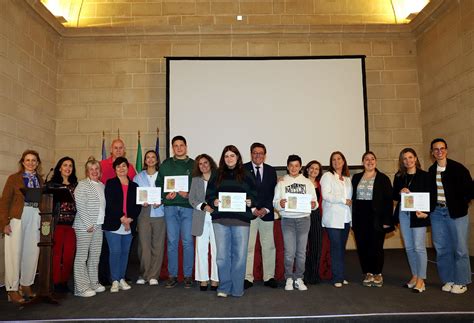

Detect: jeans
164,206,194,277
281,217,310,280
104,231,133,282
430,207,471,285
326,223,350,283
213,223,249,297
398,211,427,279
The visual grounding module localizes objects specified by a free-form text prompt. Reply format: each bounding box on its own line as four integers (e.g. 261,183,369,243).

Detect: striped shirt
436,165,446,203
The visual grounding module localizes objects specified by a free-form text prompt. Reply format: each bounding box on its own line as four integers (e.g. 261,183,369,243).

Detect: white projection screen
167,57,368,168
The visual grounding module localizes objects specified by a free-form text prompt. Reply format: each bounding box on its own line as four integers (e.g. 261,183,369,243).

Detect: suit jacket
73,178,105,231
0,172,44,230
103,177,141,233
244,162,277,221
189,176,208,236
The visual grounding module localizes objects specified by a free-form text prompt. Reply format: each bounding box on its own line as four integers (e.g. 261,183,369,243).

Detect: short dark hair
250,142,266,154
430,138,447,150
113,157,129,169
287,155,302,167
172,135,187,146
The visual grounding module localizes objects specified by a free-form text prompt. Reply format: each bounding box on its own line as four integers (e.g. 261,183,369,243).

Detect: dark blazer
103,177,141,233
244,162,277,221
392,169,435,228
352,170,393,233
428,158,473,219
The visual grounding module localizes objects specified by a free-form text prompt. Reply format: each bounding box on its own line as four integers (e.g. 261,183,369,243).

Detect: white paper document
136,187,162,205
163,176,189,193
218,192,246,212
401,192,430,212
284,193,312,213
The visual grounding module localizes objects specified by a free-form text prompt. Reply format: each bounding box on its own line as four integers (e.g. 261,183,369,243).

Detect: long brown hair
396,148,421,177
217,145,244,186
328,151,350,177
192,154,217,177
18,149,42,175
303,160,322,182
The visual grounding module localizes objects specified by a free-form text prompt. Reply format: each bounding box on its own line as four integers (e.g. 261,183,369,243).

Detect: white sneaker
119,279,131,290
76,289,96,297
149,279,159,286
217,292,227,298
441,282,454,292
294,278,307,291
450,284,467,294
93,284,106,293
334,282,343,288
343,280,349,285
284,278,294,291
110,281,119,293
136,278,146,285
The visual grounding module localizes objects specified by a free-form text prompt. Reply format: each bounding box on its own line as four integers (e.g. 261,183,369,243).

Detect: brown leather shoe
19,285,36,299
7,291,25,305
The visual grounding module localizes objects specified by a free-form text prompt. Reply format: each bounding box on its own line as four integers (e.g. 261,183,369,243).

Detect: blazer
244,162,277,221
103,177,141,233
392,169,434,228
351,170,393,233
0,172,44,230
320,171,352,229
189,176,208,236
73,178,105,231
428,158,473,219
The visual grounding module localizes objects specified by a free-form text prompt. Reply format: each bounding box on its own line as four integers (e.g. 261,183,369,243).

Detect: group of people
0,136,471,304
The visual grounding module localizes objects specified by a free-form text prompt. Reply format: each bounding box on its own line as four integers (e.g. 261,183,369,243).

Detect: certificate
218,192,246,212
136,187,162,205
284,193,312,213
401,192,430,212
163,176,189,192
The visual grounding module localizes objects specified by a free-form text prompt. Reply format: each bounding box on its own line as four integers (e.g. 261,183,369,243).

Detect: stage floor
1,249,473,322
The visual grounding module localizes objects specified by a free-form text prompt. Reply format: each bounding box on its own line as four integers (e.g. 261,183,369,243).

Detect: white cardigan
320,171,352,229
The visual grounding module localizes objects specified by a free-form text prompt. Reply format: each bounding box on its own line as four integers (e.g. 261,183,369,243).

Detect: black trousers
304,209,322,284
353,200,386,275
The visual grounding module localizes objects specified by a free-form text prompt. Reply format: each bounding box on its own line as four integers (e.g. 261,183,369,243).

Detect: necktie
255,166,262,184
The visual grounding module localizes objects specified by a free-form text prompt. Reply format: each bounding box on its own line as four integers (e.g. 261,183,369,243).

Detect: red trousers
53,225,76,284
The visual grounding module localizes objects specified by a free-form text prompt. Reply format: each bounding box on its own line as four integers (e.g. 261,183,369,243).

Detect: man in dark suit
244,143,278,289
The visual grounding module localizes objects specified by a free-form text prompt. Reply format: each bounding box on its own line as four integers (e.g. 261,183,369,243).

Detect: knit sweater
155,156,194,208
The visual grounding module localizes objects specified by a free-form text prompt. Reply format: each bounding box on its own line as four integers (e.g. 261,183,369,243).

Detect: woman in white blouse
320,151,352,288
73,157,106,297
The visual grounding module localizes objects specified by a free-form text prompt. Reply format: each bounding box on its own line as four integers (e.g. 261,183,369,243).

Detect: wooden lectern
30,186,74,305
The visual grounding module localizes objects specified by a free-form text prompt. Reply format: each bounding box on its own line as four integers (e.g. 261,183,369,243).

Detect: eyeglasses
432,148,446,153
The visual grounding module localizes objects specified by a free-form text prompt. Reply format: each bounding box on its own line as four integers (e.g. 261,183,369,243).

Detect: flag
136,133,143,173
101,132,106,160
155,128,160,165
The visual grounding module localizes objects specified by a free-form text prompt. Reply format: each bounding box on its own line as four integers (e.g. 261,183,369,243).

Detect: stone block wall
0,0,60,189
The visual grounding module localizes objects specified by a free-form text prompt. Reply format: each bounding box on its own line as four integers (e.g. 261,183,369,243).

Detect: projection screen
167,57,368,168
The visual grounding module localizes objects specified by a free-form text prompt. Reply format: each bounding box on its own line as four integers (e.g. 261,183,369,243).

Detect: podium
30,185,74,305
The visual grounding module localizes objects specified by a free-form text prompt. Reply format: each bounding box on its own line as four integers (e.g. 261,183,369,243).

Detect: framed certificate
401,192,430,212
136,187,162,205
284,193,312,213
218,192,246,212
163,175,189,192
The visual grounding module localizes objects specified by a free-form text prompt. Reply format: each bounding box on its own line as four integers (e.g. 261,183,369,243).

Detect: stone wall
0,0,60,189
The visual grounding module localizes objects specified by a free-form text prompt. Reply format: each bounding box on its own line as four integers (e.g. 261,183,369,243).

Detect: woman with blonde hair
73,157,106,297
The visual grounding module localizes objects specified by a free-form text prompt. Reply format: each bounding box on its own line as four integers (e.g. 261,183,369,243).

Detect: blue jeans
281,217,310,280
104,231,133,282
213,223,249,297
430,207,471,285
326,223,350,283
398,211,427,279
164,206,194,277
